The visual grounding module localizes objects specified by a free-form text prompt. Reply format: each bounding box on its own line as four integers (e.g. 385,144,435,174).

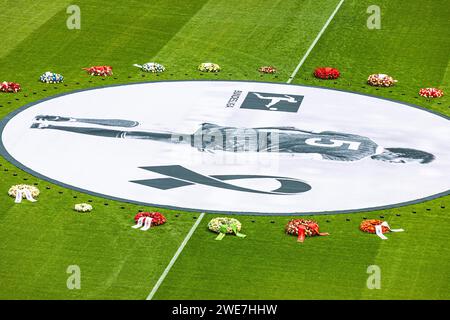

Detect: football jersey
194,123,383,161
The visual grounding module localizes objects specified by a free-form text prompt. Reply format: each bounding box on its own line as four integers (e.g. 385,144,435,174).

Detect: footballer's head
371,148,435,164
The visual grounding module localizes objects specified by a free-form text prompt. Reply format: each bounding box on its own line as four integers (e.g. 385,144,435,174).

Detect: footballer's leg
30,123,127,138
34,115,139,128
30,123,183,143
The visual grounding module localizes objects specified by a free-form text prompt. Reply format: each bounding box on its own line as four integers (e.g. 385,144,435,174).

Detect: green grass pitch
0,0,448,299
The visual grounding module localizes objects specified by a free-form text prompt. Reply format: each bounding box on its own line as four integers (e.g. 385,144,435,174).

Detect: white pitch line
287,0,345,83
146,212,205,300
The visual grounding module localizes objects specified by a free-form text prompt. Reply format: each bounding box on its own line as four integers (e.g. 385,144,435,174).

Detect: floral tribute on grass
285,219,329,243
133,62,165,73
132,211,167,231
39,71,64,83
208,217,246,240
367,74,397,87
8,184,39,203
198,62,220,73
419,88,444,99
0,81,21,93
83,65,113,76
360,219,404,240
360,219,389,234
258,66,277,74
314,67,340,80
74,203,93,212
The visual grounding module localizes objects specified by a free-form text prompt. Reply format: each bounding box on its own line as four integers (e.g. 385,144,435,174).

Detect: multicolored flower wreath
419,88,444,99
367,74,397,87
133,62,165,73
208,217,246,240
359,219,390,234
259,66,277,74
8,184,40,198
83,65,113,76
1,81,21,93
134,212,167,226
40,71,64,83
285,219,329,242
314,67,340,79
198,62,221,73
74,203,93,212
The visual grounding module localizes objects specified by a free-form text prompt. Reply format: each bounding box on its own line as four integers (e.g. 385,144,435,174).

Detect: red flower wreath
0,81,21,93
360,219,389,234
134,212,167,226
258,66,277,74
285,219,329,242
83,65,113,76
314,67,340,80
419,88,444,99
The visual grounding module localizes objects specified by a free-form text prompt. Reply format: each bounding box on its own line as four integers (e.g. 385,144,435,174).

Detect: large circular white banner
1,81,449,214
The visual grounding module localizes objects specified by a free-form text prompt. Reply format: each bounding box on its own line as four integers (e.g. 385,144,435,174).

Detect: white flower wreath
8,184,40,198
198,62,221,72
133,62,165,73
74,203,93,212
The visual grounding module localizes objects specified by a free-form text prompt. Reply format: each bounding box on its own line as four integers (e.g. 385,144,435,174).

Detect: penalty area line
146,212,205,300
287,0,345,83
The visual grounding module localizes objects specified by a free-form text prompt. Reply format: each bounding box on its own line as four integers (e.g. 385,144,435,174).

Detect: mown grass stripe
287,0,345,83
146,212,206,300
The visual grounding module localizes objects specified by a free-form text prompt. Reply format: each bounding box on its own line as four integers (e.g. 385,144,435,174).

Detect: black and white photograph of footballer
31,116,435,164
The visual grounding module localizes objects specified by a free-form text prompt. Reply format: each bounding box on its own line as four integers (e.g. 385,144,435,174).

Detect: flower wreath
419,88,444,99
359,219,390,234
208,217,246,240
83,65,113,76
259,66,277,74
74,203,93,212
8,184,40,198
134,212,167,226
367,74,397,87
285,219,329,242
314,67,340,80
1,81,21,93
360,219,404,239
133,62,165,73
40,71,64,84
198,62,221,73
